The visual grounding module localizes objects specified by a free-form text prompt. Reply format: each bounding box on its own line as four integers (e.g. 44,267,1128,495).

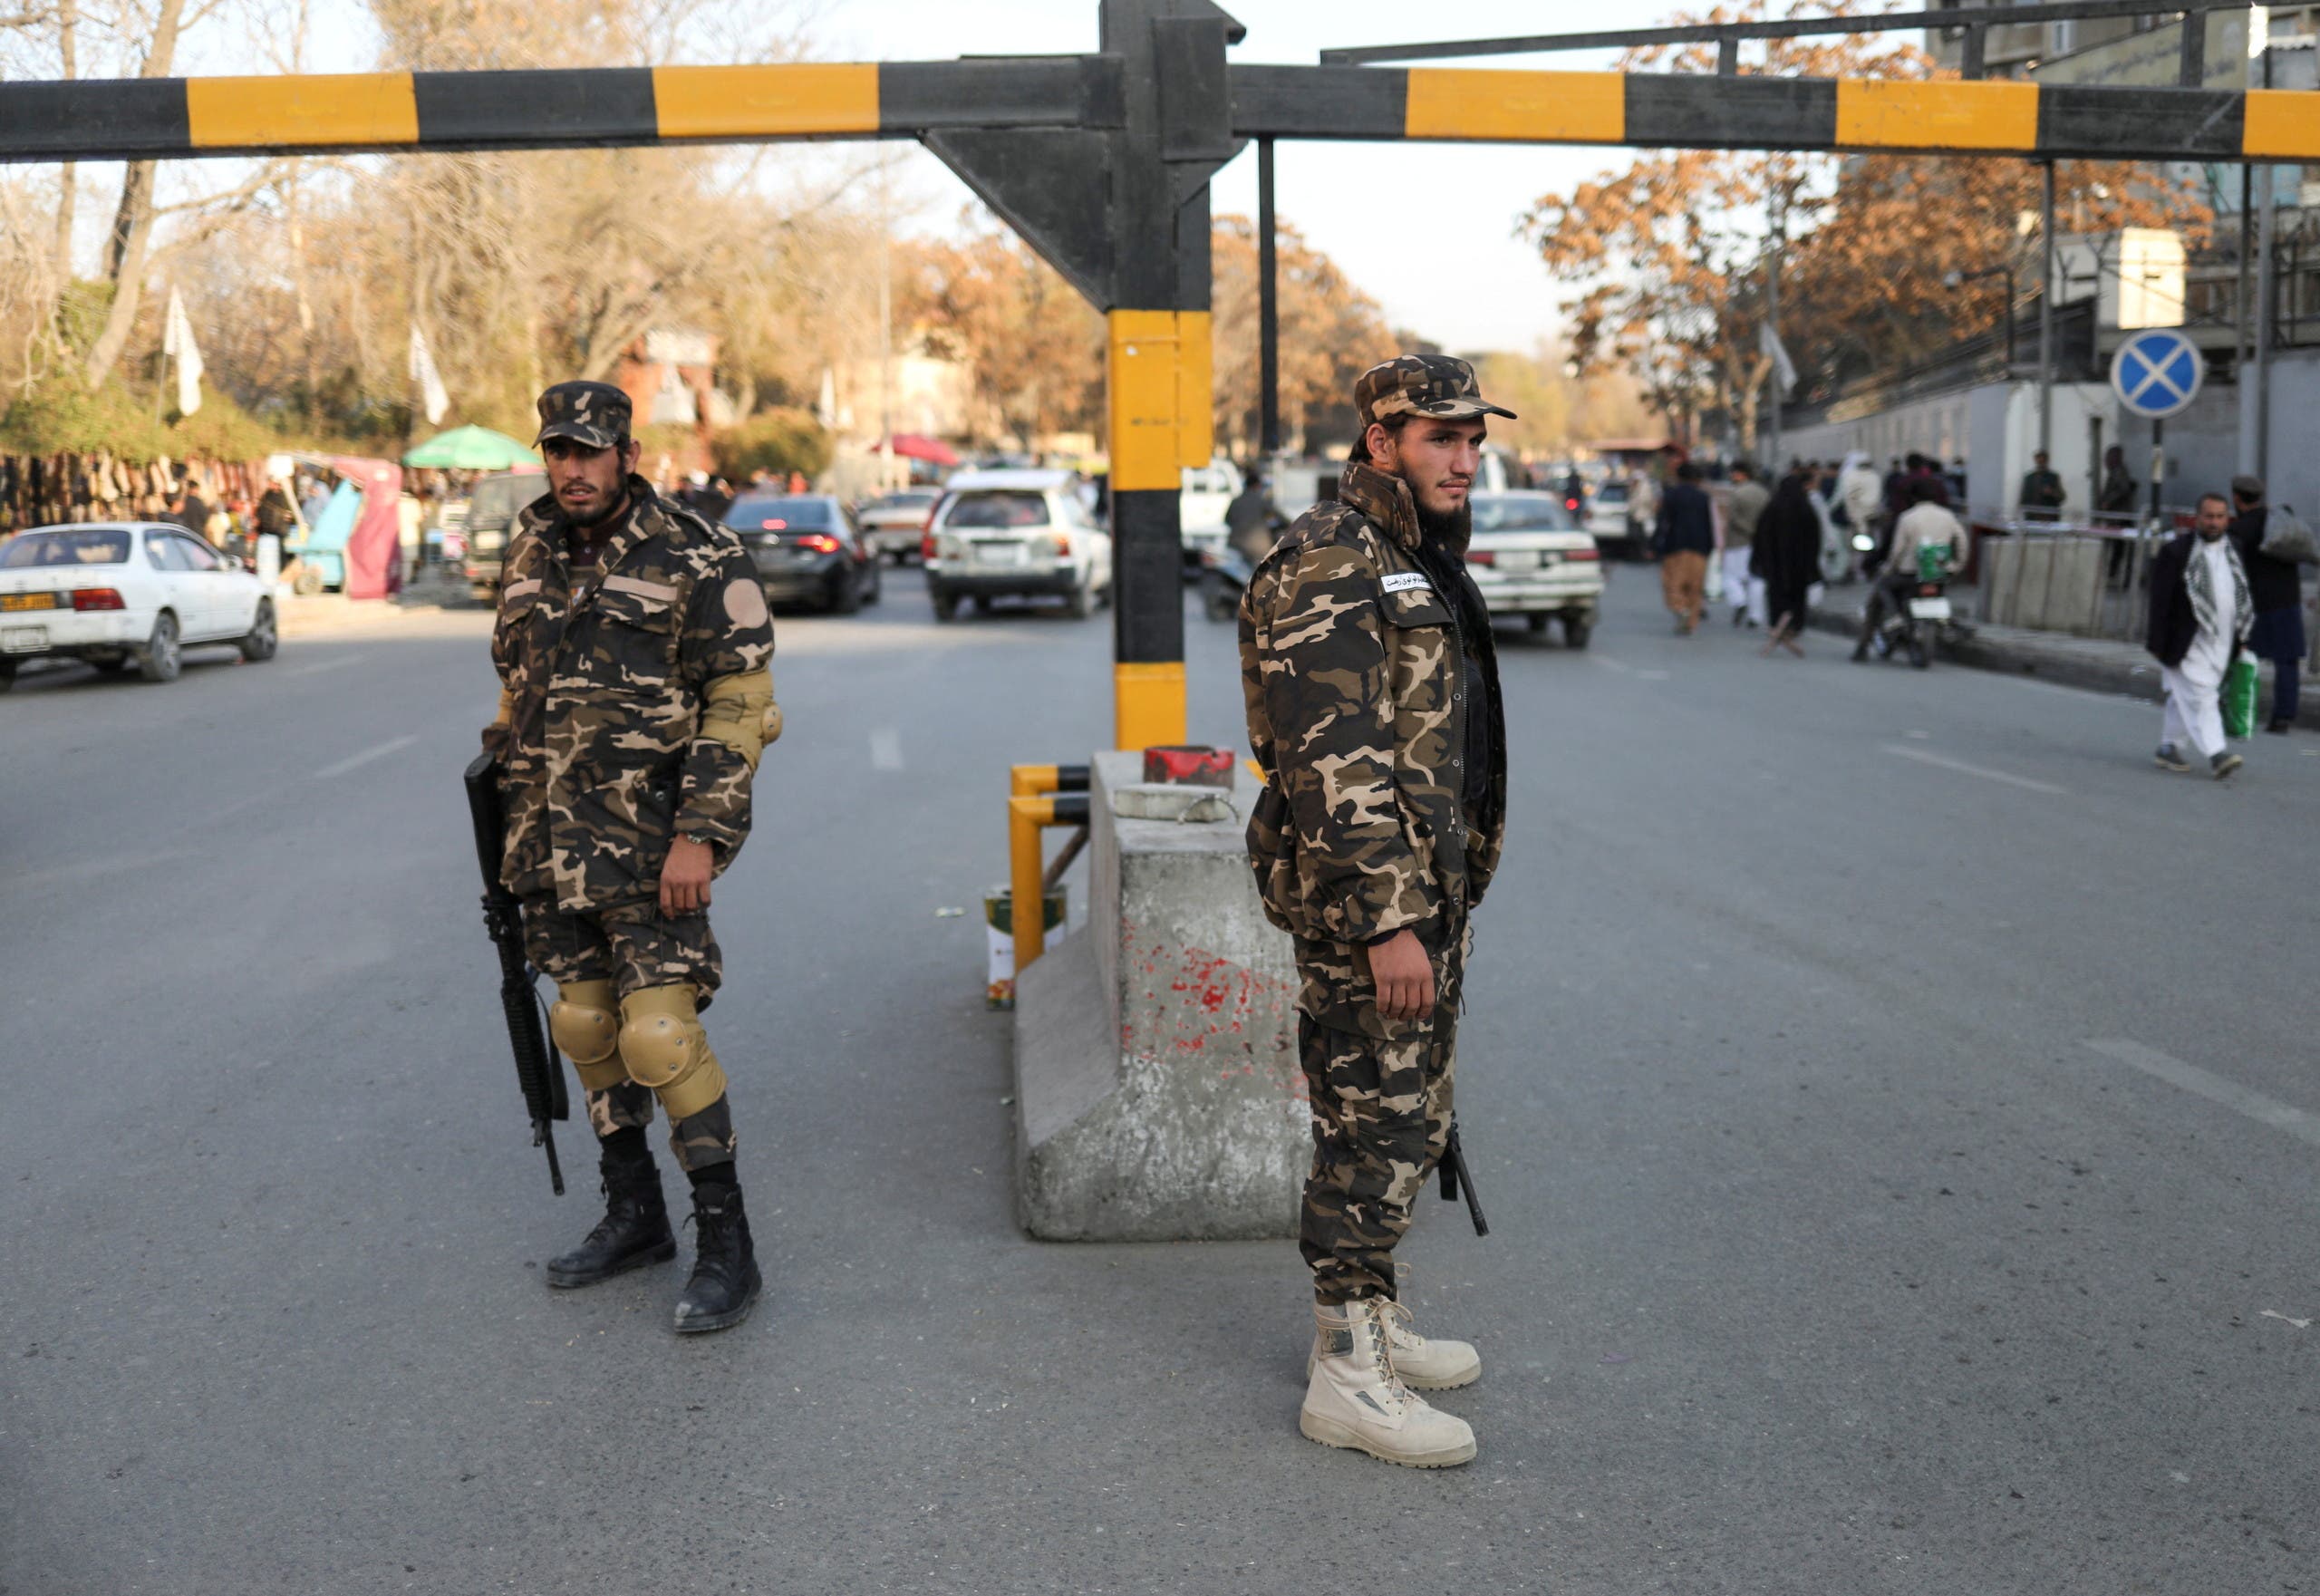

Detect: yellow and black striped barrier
1228,66,2320,161
0,63,2306,165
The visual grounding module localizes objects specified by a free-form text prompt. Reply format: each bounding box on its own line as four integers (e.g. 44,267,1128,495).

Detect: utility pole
1764,183,1783,473
877,155,895,493
2038,159,2054,459
1257,136,1280,460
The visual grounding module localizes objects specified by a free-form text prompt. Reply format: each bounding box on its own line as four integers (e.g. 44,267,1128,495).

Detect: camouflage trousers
521,898,736,1173
1295,992,1457,1307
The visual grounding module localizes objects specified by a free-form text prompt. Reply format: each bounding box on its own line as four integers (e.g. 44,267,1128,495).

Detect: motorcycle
1199,544,1252,623
1857,544,1960,670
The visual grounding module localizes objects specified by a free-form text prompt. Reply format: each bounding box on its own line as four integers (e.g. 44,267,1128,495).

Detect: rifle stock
463,750,569,1195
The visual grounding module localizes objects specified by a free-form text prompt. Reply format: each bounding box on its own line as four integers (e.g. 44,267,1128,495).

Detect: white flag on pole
161,287,204,416
1759,320,1797,398
408,324,450,426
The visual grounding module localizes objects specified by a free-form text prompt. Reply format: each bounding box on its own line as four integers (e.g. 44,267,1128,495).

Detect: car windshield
1595,483,1629,504
1472,496,1577,533
467,475,539,529
728,497,833,531
1,528,131,567
945,491,1050,529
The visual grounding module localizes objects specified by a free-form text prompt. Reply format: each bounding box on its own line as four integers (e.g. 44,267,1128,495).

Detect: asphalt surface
3,564,2314,1595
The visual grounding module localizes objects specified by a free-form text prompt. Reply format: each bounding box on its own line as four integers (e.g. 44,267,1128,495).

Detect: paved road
3,565,2314,1594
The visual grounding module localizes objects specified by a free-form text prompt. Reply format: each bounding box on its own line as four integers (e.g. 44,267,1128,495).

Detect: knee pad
550,980,624,1092
618,985,729,1121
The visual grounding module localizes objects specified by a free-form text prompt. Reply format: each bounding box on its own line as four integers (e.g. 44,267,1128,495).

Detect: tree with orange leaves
1524,1,2207,451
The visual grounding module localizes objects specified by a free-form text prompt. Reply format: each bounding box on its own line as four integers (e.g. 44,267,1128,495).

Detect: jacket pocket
1244,779,1307,937
575,583,680,694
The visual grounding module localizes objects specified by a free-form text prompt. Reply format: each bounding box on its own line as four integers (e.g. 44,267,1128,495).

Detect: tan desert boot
1307,1297,1481,1390
1300,1299,1477,1468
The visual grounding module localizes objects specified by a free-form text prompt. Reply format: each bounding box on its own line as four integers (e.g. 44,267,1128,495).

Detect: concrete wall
1011,753,1306,1241
1789,380,2115,517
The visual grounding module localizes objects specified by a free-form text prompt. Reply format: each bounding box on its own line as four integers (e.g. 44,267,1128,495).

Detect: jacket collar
1337,460,1423,555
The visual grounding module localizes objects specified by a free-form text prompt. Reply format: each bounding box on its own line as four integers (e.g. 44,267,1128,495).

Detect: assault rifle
1439,1120,1488,1237
463,750,569,1195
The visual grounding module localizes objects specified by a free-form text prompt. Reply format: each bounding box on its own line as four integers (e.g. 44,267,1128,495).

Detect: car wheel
972,595,992,615
1065,578,1094,620
1526,613,1549,634
139,611,182,683
238,599,278,662
829,566,863,614
1562,615,1591,650
0,658,15,693
864,562,883,605
1907,626,1929,670
932,588,960,623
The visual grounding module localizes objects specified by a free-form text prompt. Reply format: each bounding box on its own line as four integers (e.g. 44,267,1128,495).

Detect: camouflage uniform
485,386,777,1175
1240,356,1511,1305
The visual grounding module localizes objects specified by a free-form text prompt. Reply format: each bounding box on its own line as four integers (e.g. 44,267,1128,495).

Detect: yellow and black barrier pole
1003,763,1092,991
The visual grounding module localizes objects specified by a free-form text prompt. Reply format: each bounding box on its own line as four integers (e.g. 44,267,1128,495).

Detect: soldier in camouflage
1240,354,1512,1467
483,380,780,1334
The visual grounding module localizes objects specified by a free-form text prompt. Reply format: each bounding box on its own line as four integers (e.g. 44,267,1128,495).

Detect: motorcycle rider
1854,476,1964,661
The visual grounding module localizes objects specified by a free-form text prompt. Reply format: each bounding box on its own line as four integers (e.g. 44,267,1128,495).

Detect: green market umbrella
401,425,536,470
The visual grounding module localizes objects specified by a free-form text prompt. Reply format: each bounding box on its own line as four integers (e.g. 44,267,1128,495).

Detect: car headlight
1033,534,1069,560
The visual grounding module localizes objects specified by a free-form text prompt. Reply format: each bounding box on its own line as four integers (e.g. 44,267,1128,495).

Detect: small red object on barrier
1143,745,1234,787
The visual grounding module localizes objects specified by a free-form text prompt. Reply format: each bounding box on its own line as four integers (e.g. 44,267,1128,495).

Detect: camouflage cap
1356,354,1516,429
533,380,633,450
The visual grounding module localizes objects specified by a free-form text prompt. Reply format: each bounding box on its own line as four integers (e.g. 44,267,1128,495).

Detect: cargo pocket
1245,778,1303,936
577,579,680,694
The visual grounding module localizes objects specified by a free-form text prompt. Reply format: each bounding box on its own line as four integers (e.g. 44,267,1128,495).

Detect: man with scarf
2148,491,2252,779
1240,356,1512,1469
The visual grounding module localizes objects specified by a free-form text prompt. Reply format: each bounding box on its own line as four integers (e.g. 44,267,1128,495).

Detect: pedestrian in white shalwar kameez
2147,492,2254,779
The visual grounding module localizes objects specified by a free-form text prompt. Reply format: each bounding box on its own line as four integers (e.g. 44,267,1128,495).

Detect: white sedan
0,522,278,690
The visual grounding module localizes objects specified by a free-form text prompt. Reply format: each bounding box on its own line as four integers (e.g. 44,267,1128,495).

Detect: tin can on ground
985,885,1067,1010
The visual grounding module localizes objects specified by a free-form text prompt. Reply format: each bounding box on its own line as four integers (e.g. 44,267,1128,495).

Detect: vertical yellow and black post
1098,0,1241,751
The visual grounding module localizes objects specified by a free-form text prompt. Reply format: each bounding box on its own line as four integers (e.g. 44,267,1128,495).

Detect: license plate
975,542,1026,566
1908,596,1952,621
1496,551,1540,573
0,592,56,612
3,625,48,653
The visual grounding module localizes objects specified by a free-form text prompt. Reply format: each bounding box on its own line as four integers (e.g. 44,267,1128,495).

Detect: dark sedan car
721,493,881,614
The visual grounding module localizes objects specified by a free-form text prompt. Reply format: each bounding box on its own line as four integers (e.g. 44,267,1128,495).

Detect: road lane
2,566,2312,1595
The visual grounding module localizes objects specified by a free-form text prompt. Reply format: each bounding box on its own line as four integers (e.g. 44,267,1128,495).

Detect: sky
818,0,1677,356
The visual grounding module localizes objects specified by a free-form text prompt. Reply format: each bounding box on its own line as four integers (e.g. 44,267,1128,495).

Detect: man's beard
1415,497,1471,555
565,488,630,531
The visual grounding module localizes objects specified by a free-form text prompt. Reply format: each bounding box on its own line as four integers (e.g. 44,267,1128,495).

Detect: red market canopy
882,433,961,467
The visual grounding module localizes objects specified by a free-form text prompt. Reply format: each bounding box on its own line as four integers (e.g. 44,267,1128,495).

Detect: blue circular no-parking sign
2110,328,2204,420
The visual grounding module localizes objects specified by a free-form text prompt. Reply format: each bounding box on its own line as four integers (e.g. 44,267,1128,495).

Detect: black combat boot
672,1172,760,1334
545,1132,677,1289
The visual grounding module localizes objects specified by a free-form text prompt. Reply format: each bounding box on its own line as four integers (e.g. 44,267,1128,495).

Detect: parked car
0,523,277,690
723,493,881,614
922,469,1112,622
855,488,942,564
1178,458,1243,576
1466,491,1605,649
460,469,546,599
1583,478,1646,558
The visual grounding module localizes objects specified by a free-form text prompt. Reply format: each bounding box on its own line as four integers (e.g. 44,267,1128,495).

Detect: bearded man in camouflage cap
481,380,780,1334
1239,354,1512,1467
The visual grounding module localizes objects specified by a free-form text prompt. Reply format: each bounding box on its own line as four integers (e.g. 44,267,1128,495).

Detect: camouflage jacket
487,479,776,913
1239,461,1507,1028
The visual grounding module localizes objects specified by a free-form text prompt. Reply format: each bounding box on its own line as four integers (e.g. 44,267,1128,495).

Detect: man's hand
1366,928,1435,1023
659,837,715,917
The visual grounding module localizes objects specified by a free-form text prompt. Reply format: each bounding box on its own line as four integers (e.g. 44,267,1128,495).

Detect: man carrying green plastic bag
2147,491,2255,779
